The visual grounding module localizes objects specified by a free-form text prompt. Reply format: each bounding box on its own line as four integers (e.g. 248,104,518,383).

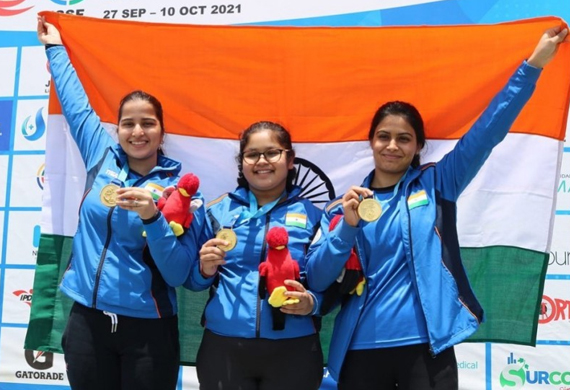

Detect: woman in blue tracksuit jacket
185,121,324,390
305,27,567,389
38,18,205,390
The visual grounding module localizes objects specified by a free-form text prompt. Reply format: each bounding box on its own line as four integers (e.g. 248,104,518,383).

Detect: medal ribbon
230,190,286,228
368,168,409,216
117,164,140,187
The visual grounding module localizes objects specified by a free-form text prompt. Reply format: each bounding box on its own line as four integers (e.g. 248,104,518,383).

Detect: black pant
338,344,458,390
62,302,180,390
197,329,323,390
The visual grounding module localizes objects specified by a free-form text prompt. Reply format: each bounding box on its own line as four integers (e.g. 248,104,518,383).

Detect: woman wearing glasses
185,121,324,390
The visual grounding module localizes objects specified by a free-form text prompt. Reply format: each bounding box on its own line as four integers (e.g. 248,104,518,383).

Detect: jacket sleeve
183,206,217,291
435,61,542,200
143,192,208,287
46,45,114,171
297,206,325,316
305,205,360,293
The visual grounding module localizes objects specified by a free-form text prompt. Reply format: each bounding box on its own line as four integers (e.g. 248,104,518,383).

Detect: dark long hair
236,121,297,191
368,101,425,168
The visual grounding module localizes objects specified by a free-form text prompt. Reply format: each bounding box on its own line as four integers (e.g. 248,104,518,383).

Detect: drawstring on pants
103,311,118,333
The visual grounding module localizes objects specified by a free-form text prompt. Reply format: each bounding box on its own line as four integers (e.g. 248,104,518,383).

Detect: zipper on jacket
92,206,115,308
255,213,271,338
403,182,436,354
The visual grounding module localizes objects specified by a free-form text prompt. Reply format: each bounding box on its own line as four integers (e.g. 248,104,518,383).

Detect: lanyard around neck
231,190,286,227
247,190,286,219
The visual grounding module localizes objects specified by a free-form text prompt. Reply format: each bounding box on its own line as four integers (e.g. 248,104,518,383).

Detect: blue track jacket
185,186,323,339
48,45,206,319
306,61,541,381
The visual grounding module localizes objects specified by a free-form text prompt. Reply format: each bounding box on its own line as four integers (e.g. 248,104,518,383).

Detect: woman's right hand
342,186,373,227
37,16,62,45
199,238,228,277
527,26,568,69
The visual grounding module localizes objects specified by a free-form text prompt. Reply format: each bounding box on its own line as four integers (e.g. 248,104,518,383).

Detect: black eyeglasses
241,148,290,164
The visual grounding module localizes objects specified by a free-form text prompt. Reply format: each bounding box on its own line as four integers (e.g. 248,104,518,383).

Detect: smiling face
117,99,164,175
241,128,294,205
370,114,420,187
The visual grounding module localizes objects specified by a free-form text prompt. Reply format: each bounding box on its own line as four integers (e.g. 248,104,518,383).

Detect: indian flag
407,190,428,210
25,12,570,363
286,213,308,229
145,183,165,201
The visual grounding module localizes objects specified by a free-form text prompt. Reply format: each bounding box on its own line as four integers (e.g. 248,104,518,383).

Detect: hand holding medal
199,236,230,278
115,187,157,220
341,186,374,227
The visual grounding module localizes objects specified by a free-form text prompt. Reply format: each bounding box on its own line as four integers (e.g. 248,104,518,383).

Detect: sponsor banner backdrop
548,217,570,275
2,269,35,324
18,47,51,97
1,0,569,389
5,211,41,266
14,99,48,152
0,48,18,97
556,148,570,215
0,156,9,206
456,343,486,388
0,328,68,386
537,280,570,342
492,344,570,390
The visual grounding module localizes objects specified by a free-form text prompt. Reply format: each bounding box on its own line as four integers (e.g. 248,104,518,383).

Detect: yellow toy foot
268,286,288,307
169,221,184,237
351,279,366,296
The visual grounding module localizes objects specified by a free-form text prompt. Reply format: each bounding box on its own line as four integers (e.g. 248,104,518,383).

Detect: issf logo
50,0,84,5
21,107,46,142
500,353,528,389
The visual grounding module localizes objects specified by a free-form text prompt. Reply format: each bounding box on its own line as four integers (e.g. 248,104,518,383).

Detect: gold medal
100,184,120,207
357,198,382,222
216,228,237,251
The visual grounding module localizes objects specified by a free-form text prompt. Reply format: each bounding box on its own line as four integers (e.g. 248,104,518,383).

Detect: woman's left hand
279,280,314,316
115,187,158,220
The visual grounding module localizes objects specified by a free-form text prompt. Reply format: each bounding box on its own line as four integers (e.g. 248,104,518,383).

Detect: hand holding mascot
259,226,300,330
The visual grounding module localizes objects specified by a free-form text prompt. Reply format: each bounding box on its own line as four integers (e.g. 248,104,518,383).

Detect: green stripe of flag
462,246,548,345
24,234,73,353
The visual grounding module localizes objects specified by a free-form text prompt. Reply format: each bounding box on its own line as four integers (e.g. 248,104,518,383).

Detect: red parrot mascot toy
258,226,300,330
156,173,200,237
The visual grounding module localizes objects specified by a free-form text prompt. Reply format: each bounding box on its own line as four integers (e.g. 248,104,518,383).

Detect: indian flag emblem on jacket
145,183,165,201
408,190,428,210
285,213,307,228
